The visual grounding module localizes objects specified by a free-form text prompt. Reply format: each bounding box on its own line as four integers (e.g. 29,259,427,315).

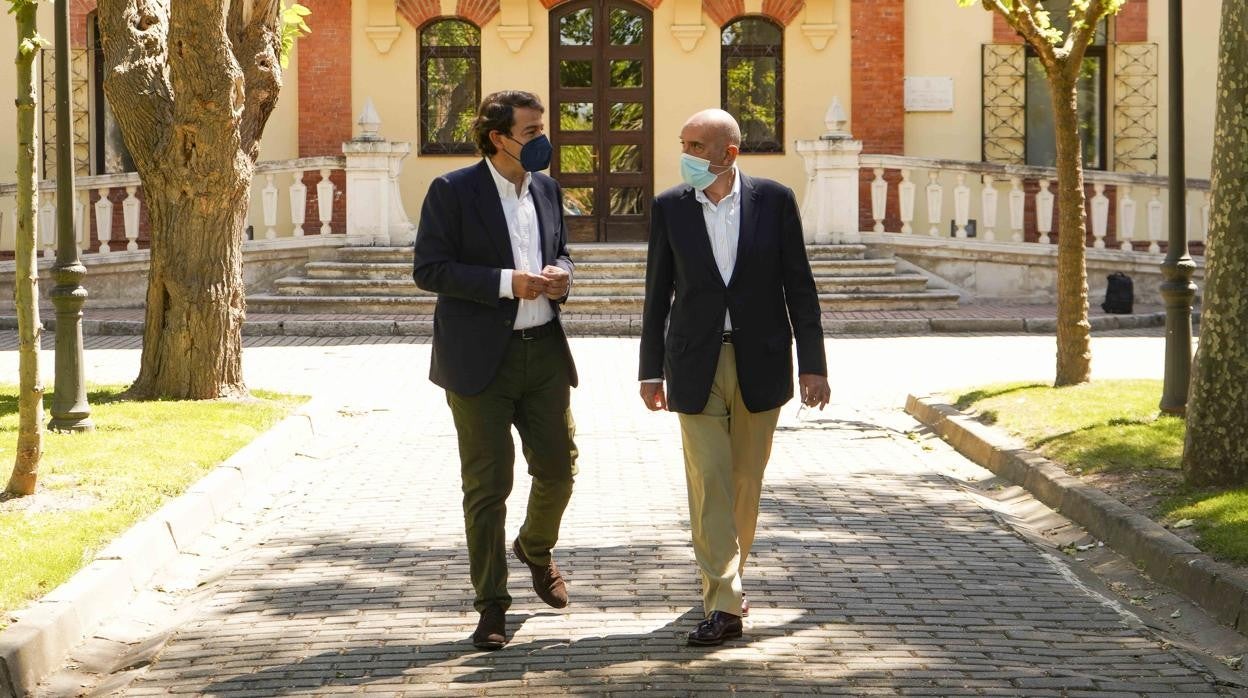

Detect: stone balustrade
857,154,1211,256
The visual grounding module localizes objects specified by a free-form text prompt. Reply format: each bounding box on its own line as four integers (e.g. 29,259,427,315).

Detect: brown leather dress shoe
686,611,743,646
472,604,507,650
513,538,569,608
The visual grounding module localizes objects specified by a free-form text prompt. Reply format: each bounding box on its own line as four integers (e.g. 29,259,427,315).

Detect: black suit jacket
638,174,826,414
413,160,578,396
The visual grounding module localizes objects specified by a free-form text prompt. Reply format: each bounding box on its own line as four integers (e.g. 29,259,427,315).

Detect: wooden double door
550,0,653,242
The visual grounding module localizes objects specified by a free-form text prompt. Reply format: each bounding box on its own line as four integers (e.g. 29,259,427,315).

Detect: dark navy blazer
638,174,826,414
413,160,577,396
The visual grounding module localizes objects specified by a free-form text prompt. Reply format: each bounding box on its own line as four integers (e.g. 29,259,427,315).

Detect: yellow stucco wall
0,0,1222,214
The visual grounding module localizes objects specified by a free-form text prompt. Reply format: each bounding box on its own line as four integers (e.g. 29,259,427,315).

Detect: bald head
683,109,742,151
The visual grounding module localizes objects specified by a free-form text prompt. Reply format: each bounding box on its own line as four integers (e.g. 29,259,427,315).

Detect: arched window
420,19,481,155
721,17,783,154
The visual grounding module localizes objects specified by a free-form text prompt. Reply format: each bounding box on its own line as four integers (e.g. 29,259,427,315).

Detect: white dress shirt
694,166,741,332
488,158,555,330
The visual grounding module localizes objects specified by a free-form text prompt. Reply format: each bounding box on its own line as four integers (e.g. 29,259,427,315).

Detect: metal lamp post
1159,0,1197,416
48,0,93,432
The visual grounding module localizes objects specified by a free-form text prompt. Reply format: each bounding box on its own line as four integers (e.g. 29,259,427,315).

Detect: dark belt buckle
519,327,537,341
721,332,733,344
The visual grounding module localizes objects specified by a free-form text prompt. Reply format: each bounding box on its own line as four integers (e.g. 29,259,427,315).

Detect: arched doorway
549,0,653,242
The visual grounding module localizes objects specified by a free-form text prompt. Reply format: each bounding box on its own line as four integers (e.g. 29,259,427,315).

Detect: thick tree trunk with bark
8,0,45,496
1182,0,1248,487
97,0,283,399
1048,73,1092,386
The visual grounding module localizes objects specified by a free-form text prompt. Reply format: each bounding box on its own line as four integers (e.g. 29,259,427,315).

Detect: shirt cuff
499,269,514,299
639,378,663,384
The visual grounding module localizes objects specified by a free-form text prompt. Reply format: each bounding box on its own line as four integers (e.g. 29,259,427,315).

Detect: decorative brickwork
70,0,96,48
398,0,443,27
702,0,745,27
850,0,904,154
992,12,1023,44
456,0,501,27
298,0,353,158
760,0,804,27
1116,1,1148,42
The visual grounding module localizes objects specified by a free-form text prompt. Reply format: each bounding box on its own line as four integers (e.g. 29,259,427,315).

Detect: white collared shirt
488,158,555,330
694,166,742,331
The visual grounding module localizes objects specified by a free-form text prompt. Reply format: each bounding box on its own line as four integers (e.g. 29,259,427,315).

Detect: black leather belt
721,332,733,344
513,321,558,340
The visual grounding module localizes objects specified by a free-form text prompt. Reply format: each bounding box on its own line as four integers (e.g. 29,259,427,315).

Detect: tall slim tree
959,0,1125,386
97,0,305,399
1182,0,1248,488
7,0,46,496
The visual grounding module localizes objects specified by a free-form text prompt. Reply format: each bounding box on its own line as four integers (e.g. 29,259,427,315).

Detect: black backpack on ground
1101,272,1134,314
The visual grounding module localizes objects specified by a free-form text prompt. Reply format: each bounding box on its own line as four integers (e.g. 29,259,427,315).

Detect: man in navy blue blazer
414,91,578,651
639,109,830,646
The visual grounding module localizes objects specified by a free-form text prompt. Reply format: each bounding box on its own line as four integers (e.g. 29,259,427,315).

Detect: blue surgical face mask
506,134,552,172
680,153,729,191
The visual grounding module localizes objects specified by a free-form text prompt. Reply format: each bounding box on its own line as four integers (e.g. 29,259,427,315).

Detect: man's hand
540,265,570,299
640,382,667,411
512,271,549,301
798,374,831,410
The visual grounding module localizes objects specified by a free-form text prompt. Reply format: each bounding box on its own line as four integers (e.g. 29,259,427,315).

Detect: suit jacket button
503,319,512,326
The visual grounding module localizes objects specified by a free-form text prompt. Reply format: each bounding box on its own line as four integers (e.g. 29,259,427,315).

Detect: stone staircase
246,243,960,314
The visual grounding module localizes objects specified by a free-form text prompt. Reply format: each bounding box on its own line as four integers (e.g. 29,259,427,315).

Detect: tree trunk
1048,71,1092,386
7,0,45,496
98,0,283,400
1182,0,1248,487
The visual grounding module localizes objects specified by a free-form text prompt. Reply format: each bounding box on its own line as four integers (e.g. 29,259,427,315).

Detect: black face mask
505,134,553,172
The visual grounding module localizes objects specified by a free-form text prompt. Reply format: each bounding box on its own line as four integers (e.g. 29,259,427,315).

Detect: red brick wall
1116,1,1148,42
298,0,353,158
850,0,904,154
70,0,97,48
992,12,1023,44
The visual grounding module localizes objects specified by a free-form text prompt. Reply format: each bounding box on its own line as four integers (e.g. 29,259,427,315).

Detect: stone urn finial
357,98,383,141
822,97,850,140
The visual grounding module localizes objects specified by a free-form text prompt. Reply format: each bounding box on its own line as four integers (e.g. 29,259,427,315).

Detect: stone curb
905,394,1248,639
0,402,333,698
0,310,1191,339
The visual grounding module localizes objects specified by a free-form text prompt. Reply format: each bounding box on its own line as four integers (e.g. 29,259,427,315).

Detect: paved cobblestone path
18,334,1234,696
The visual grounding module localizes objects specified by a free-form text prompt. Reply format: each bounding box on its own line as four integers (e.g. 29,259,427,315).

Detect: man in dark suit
639,109,830,646
414,91,578,651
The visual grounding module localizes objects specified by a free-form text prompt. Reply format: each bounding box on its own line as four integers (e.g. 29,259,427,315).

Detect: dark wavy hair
472,91,545,157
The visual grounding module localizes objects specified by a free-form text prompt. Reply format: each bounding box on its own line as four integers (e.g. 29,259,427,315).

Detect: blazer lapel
729,173,761,287
470,160,516,269
678,186,726,286
530,176,554,266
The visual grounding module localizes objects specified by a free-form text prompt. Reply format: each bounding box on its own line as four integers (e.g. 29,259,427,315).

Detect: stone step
332,243,869,265
275,273,931,298
248,290,960,315
307,257,898,281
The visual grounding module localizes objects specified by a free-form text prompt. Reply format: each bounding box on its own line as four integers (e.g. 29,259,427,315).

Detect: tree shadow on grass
952,382,1048,410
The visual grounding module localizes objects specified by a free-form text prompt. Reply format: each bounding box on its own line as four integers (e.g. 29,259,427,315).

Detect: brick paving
16,334,1229,696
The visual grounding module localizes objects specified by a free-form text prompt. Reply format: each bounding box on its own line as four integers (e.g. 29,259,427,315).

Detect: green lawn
0,386,304,623
955,379,1248,563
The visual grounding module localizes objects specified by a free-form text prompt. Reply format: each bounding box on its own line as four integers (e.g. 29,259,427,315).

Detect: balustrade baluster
123,186,141,251
317,169,335,234
1036,179,1055,244
870,168,887,233
953,173,970,238
262,173,279,239
39,195,55,257
1091,183,1109,249
1199,191,1210,243
75,189,87,252
1009,177,1025,242
981,175,998,242
290,171,307,237
1119,185,1136,251
95,187,114,254
898,169,915,234
1147,186,1163,253
925,171,943,236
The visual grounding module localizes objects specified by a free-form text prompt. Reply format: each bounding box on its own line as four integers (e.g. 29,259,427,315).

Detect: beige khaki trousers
677,344,781,617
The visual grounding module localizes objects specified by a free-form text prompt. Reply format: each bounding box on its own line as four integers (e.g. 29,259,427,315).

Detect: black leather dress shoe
686,611,743,646
472,604,507,650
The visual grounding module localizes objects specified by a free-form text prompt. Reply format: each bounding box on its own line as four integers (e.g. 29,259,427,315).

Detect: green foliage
279,2,311,69
0,386,305,620
956,0,1126,48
